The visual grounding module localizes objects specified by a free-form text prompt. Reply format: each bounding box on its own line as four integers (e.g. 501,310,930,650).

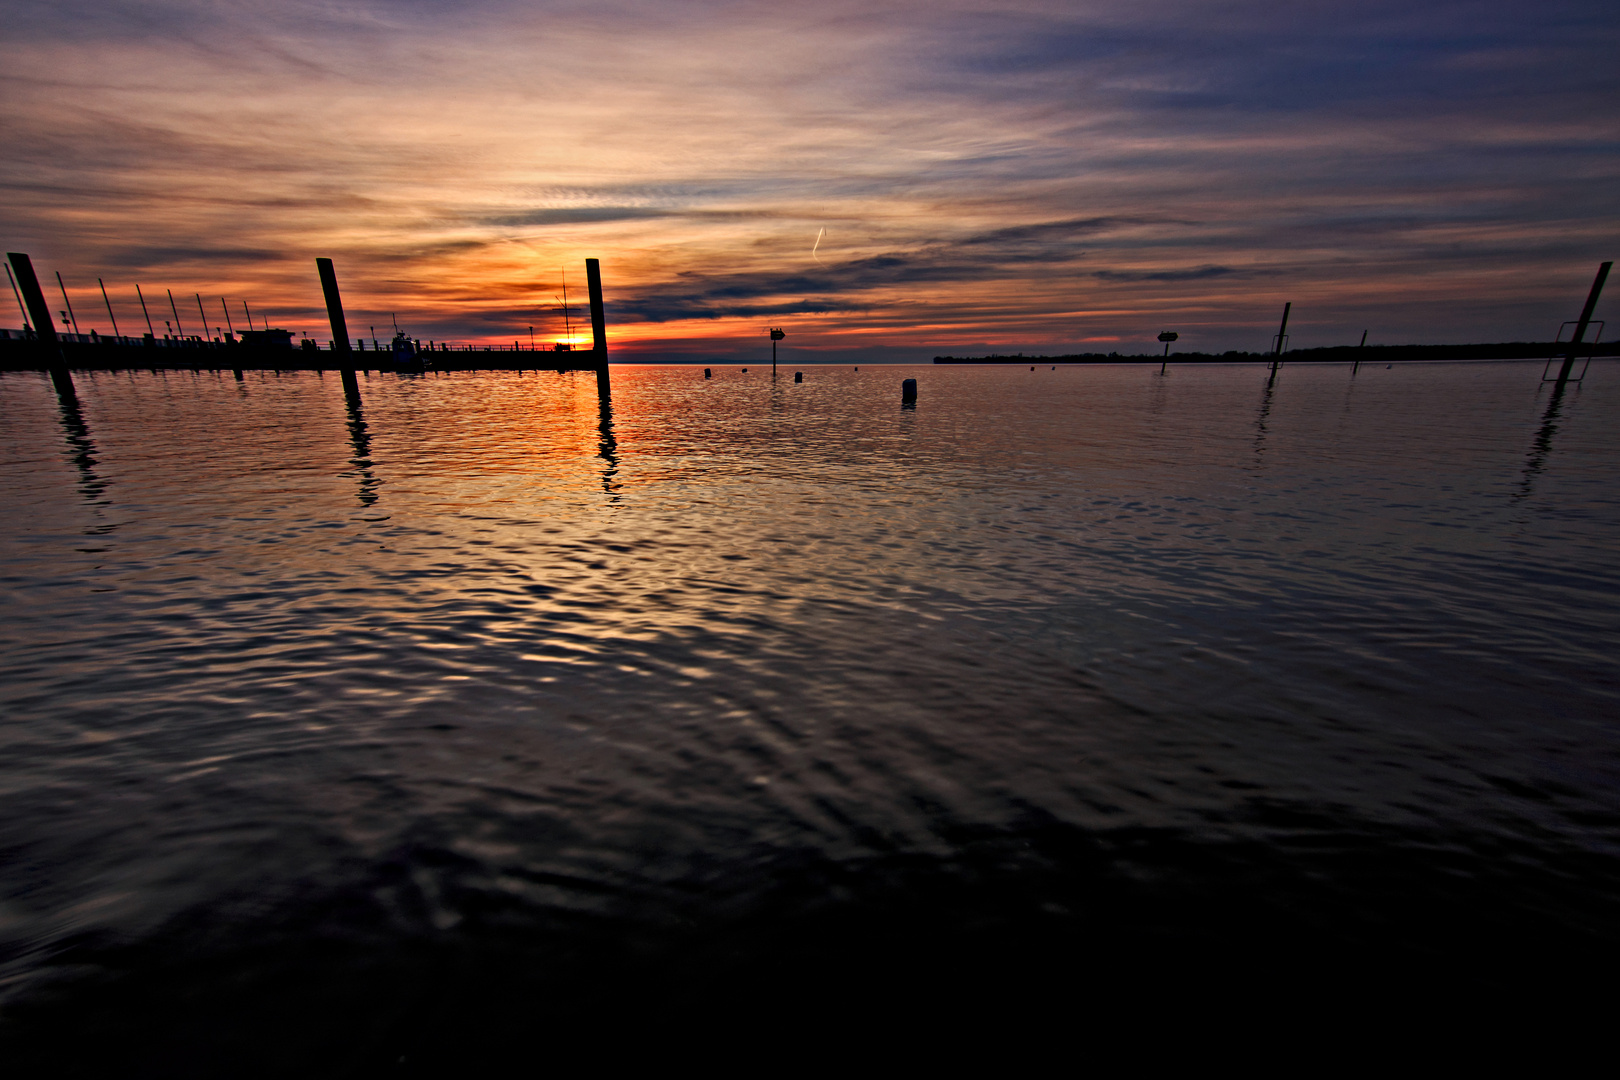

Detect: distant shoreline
2,336,1615,373
935,342,1620,364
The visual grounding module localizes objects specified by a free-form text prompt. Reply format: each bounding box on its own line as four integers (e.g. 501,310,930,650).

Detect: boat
386,330,428,373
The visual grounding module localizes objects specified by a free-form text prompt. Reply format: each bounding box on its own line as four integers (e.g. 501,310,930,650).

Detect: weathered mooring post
1269,302,1291,386
1555,261,1612,387
586,258,609,398
316,257,360,398
902,377,917,404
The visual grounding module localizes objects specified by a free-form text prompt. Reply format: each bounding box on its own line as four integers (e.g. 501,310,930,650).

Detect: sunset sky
3,0,1616,360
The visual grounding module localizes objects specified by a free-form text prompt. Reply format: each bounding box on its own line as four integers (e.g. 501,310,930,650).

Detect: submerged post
586,257,609,397
1555,261,1612,387
7,253,57,346
902,377,917,404
316,258,352,356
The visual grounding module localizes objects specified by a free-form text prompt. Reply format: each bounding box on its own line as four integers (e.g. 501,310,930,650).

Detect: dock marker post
901,377,917,404
1158,330,1178,373
1269,302,1290,386
1555,261,1612,387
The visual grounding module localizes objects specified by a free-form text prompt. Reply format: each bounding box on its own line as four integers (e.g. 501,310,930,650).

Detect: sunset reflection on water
2,361,1618,1064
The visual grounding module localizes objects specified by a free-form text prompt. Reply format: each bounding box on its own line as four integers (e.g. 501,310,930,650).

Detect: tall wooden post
7,254,57,345
316,258,352,355
586,258,609,397
316,257,360,395
1555,261,1611,387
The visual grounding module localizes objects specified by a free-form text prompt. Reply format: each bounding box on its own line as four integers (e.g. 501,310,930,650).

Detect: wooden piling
902,377,917,403
586,258,609,398
7,254,57,345
316,258,353,355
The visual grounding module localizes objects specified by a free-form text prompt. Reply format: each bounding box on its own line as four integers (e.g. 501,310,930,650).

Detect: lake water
2,361,1618,1067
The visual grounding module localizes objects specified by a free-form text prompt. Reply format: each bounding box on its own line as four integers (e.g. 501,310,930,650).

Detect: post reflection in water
1252,379,1275,463
1518,381,1571,500
597,389,620,501
50,369,108,504
342,375,381,508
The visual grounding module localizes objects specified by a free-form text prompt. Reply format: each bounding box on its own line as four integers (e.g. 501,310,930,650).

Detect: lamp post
770,327,785,376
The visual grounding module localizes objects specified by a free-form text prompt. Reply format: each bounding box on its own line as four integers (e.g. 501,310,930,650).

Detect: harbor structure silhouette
2,254,1613,383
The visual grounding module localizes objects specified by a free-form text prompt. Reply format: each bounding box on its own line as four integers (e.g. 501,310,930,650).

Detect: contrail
813,227,825,263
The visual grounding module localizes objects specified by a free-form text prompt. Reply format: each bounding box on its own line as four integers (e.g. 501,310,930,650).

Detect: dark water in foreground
1,361,1618,1067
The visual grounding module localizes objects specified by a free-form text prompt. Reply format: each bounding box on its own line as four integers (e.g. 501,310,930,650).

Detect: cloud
488,208,676,227
0,0,1615,350
1092,266,1238,283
